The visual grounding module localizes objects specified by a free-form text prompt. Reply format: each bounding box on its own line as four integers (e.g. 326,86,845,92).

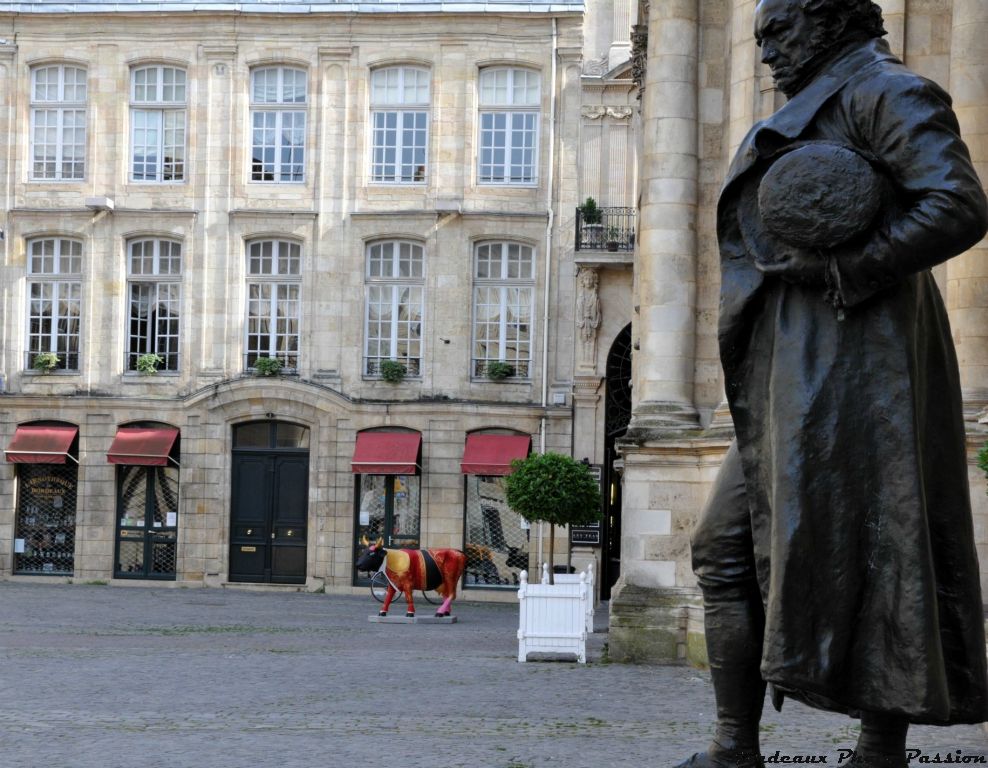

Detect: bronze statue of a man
683,0,988,766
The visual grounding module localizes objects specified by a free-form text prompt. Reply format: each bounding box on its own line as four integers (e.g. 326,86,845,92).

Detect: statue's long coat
718,38,988,724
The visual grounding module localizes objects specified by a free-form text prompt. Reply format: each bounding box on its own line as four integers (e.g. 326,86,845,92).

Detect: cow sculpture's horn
361,535,370,547
375,537,384,549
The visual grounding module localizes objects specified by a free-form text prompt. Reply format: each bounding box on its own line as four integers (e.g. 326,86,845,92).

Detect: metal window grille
116,465,179,579
464,475,530,588
14,464,78,576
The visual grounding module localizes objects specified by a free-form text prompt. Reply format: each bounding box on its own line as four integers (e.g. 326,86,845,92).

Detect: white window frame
250,67,307,183
244,239,302,371
130,65,187,183
26,238,83,371
363,240,425,377
471,241,535,378
126,238,183,372
477,67,540,186
30,65,87,181
370,66,430,184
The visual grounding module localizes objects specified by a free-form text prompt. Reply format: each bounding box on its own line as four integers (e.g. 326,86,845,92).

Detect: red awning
351,431,421,474
460,434,531,475
5,425,78,464
107,427,180,466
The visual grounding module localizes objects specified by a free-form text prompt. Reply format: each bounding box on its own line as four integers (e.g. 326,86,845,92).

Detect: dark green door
229,421,309,584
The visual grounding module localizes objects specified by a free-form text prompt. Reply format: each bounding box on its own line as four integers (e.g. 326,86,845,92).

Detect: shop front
109,424,181,580
352,429,422,583
4,423,80,576
460,432,532,589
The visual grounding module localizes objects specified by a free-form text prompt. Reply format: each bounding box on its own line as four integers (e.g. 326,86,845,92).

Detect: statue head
754,0,886,97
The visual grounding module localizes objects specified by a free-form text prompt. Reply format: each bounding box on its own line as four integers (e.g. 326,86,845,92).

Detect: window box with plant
486,361,515,381
379,359,407,383
32,351,61,374
252,356,283,377
135,353,164,375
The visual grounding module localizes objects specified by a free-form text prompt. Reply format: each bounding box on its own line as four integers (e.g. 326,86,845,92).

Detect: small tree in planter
486,361,515,381
978,442,988,495
253,356,282,377
379,359,407,383
136,353,164,375
504,452,601,584
33,351,60,374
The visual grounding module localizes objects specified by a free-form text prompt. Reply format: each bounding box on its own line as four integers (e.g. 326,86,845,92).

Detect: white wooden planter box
517,567,589,663
546,562,595,634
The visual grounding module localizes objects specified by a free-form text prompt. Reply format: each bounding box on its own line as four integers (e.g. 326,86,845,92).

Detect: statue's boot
675,581,766,768
846,712,909,768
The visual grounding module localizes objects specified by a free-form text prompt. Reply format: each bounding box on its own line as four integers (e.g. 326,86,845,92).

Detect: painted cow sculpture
356,536,466,618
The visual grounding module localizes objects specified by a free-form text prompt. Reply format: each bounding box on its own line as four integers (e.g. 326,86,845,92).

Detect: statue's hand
754,246,827,287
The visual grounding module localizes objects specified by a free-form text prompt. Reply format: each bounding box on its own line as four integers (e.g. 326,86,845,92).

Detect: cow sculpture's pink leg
437,596,454,616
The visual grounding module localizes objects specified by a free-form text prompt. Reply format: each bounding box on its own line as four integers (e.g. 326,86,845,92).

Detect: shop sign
569,464,603,546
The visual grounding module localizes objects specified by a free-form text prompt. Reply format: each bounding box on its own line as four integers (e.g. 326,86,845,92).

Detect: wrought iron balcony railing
575,206,636,252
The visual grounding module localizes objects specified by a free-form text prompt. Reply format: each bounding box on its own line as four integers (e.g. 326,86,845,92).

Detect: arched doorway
229,420,310,584
601,324,632,599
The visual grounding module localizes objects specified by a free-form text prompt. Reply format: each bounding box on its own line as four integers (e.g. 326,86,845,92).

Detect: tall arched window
250,66,307,182
30,64,87,181
370,66,430,183
244,239,301,372
27,237,83,371
130,65,187,182
477,67,540,184
472,241,534,378
364,240,424,377
126,238,182,372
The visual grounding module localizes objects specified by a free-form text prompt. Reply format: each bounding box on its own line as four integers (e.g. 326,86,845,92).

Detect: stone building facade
0,0,631,595
610,0,988,662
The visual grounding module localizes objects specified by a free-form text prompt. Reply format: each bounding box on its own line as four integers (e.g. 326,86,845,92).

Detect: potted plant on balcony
136,353,164,376
579,196,604,248
33,351,60,374
605,225,622,252
379,359,407,383
252,356,282,377
486,361,515,381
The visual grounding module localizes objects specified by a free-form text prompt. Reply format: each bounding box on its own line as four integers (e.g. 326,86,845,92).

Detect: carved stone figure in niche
678,1,988,767
576,267,601,367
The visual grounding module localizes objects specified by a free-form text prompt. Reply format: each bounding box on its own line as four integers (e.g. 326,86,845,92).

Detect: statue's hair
797,0,887,40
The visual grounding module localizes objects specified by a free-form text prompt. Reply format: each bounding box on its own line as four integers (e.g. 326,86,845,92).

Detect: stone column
628,0,700,434
609,0,704,665
948,1,988,419
948,0,988,601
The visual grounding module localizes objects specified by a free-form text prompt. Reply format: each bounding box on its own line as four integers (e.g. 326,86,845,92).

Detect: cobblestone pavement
0,582,985,768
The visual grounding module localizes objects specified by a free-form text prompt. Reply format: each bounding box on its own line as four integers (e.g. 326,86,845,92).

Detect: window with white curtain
27,238,83,371
250,67,307,182
244,240,301,371
130,65,187,182
370,66,429,183
30,65,87,181
126,238,182,372
477,67,540,185
472,241,534,378
364,240,424,377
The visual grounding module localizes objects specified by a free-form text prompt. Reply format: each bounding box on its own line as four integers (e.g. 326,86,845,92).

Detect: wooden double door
229,422,309,584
